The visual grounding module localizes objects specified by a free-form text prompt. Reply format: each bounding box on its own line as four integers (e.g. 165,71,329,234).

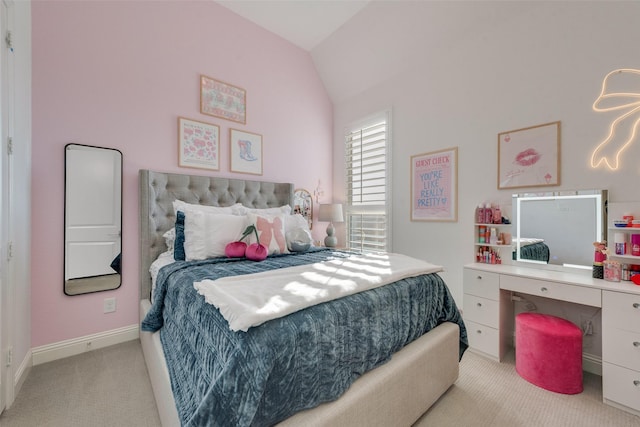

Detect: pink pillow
246,213,289,255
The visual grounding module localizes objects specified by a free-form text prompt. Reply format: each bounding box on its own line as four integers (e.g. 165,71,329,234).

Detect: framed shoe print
230,129,263,175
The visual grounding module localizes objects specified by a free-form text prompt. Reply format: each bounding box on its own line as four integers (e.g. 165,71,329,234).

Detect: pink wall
31,1,333,347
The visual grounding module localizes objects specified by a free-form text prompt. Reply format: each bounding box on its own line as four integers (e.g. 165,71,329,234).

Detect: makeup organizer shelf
474,223,512,264
607,227,640,261
606,202,640,281
473,203,512,265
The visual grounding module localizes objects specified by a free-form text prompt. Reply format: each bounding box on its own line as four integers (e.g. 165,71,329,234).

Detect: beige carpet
1,340,638,426
416,350,640,427
0,340,160,427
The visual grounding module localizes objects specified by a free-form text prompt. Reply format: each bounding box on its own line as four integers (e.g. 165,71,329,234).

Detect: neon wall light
591,68,640,170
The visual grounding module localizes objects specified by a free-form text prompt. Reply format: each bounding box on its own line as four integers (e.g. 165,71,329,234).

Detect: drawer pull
634,303,640,309
476,330,482,334
477,302,482,307
540,287,548,292
634,380,640,387
634,342,640,347
476,275,483,280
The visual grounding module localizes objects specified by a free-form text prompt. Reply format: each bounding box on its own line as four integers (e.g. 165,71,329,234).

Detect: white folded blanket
194,252,443,332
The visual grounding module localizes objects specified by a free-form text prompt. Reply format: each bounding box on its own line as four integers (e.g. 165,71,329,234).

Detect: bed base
140,299,459,427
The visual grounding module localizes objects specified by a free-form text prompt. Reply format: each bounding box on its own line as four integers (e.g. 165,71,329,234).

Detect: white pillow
284,214,313,247
183,211,246,260
232,204,292,216
173,199,240,216
163,228,176,252
286,228,312,252
246,212,289,255
285,213,311,233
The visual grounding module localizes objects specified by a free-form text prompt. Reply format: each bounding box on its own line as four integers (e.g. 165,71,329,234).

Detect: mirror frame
512,189,608,271
293,188,313,230
64,143,123,295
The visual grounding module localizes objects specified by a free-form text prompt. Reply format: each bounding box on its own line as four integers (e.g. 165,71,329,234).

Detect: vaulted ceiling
216,0,370,51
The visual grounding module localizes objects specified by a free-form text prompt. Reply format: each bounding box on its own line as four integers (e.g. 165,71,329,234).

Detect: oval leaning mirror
293,188,313,229
64,144,122,295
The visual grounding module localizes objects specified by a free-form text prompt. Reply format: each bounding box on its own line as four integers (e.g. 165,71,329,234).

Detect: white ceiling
216,0,370,51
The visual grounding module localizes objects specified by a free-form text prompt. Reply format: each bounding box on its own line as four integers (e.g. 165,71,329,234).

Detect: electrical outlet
580,315,593,335
103,297,116,313
586,321,594,335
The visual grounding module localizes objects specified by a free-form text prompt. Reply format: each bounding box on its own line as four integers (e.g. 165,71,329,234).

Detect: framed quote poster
498,121,560,189
410,147,458,222
200,75,246,124
230,128,262,175
178,117,220,171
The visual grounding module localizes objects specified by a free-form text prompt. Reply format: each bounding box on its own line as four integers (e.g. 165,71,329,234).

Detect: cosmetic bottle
484,203,493,224
478,225,486,243
632,234,640,256
489,227,498,245
622,264,630,281
493,204,502,224
615,232,627,255
475,204,484,223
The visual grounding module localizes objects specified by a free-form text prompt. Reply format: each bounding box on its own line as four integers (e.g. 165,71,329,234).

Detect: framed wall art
178,117,220,171
230,129,262,175
498,121,560,189
200,74,246,124
410,147,458,222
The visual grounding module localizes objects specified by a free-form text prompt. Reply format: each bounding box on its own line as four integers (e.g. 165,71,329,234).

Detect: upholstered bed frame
138,169,460,426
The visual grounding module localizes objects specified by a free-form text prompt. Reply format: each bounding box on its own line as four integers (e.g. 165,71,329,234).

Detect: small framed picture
230,129,262,175
200,75,246,124
178,117,220,171
498,121,560,189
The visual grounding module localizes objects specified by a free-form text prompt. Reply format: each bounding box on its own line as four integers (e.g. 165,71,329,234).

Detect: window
344,111,391,253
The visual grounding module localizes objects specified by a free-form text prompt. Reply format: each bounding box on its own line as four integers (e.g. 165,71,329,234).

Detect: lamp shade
318,203,343,223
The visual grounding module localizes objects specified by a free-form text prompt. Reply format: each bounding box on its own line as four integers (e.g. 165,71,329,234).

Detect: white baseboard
14,348,31,397
31,324,139,366
583,352,602,376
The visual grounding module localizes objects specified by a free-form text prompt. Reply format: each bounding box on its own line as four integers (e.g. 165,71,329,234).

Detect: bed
138,169,467,426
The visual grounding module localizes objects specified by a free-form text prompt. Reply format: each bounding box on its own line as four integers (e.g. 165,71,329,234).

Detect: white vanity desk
463,262,640,416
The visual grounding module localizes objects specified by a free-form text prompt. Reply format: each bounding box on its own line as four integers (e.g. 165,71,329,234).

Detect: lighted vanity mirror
64,144,122,295
512,189,608,270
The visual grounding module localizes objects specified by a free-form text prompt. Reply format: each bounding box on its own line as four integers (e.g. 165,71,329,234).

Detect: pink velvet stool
515,313,583,394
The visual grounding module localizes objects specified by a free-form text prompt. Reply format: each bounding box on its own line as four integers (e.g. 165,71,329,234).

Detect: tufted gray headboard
139,169,294,300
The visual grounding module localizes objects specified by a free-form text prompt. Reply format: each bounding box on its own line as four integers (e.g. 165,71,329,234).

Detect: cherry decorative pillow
246,213,289,255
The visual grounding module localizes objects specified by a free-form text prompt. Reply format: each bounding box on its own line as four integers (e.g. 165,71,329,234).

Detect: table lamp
318,203,343,248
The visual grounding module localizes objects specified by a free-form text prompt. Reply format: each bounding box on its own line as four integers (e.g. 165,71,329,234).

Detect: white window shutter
344,111,391,253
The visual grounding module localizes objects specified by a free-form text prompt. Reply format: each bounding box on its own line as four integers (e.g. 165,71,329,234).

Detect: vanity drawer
463,268,499,300
500,275,601,307
463,294,499,328
465,320,499,359
603,362,640,412
603,327,640,371
603,290,640,333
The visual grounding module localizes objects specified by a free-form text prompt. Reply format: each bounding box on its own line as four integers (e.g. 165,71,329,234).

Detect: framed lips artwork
498,121,561,190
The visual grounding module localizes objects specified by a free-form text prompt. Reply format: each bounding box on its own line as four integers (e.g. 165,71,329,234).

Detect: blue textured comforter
513,242,550,263
142,249,467,427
